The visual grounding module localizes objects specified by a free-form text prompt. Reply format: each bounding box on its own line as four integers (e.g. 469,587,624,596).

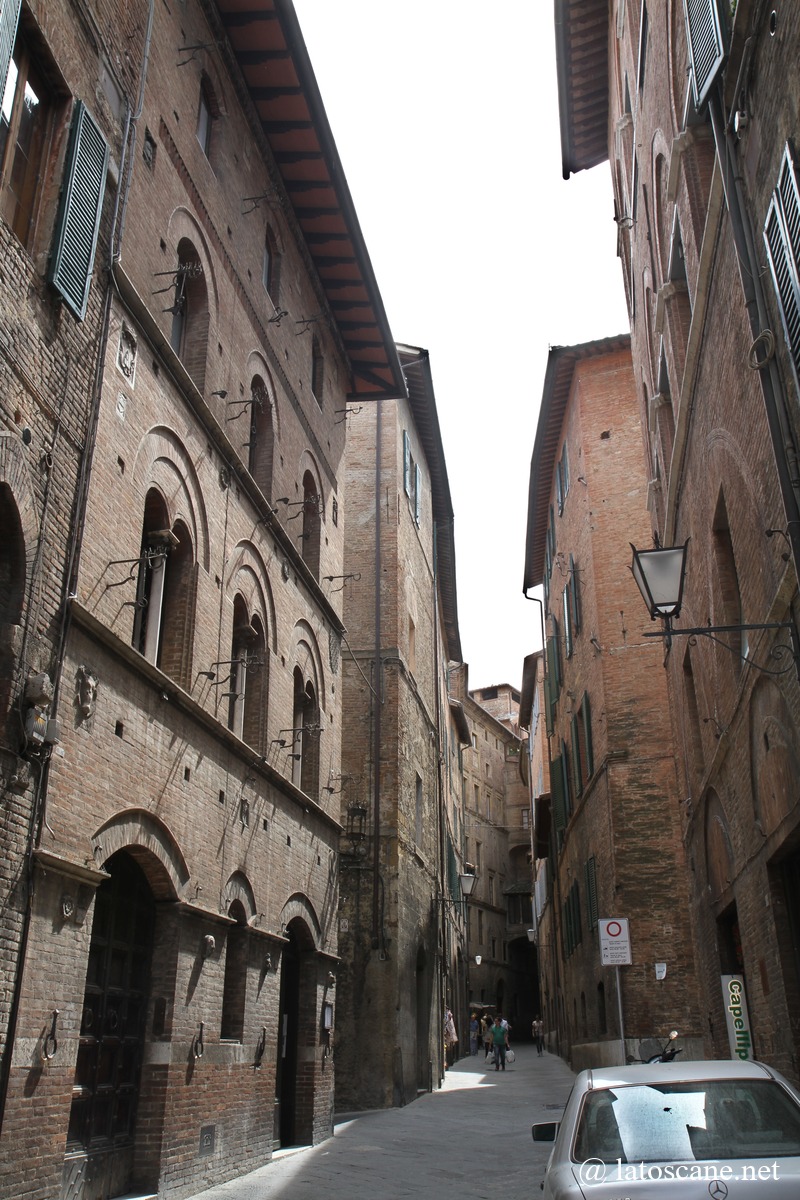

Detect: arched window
227,596,268,750
0,483,25,626
196,76,217,160
220,900,248,1042
712,490,746,673
132,489,196,688
301,470,321,576
262,224,281,303
169,238,209,390
311,335,323,407
0,483,26,719
292,666,320,798
248,374,274,498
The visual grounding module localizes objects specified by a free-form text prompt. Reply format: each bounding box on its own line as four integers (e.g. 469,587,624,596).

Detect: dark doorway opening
277,929,300,1146
64,851,155,1199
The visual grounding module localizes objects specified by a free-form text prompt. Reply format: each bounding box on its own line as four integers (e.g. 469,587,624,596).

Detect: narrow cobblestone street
187,1045,575,1200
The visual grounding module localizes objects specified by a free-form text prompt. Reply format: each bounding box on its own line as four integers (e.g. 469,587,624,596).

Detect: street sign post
599,918,631,1065
599,917,632,965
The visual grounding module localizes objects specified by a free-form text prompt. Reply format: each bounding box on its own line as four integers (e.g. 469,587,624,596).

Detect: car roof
579,1060,778,1090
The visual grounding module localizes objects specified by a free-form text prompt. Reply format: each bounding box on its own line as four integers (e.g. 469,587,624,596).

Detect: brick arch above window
132,425,210,571
279,892,323,949
244,352,280,434
226,548,277,656
91,807,190,901
164,210,219,384
289,621,326,715
221,870,258,925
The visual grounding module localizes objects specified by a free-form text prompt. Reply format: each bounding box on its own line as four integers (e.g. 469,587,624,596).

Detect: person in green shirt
490,1014,509,1071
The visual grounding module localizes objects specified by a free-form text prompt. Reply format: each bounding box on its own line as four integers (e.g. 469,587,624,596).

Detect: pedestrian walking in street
482,1014,493,1061
532,1016,544,1055
469,1012,479,1055
490,1014,509,1071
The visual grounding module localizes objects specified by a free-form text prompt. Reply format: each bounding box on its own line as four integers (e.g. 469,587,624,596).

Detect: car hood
565,1159,800,1198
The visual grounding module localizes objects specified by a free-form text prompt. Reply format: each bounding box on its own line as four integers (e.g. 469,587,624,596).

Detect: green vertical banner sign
721,974,754,1060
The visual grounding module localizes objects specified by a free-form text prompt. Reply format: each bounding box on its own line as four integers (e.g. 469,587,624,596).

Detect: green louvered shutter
402,430,411,495
683,0,726,110
571,714,583,798
585,856,598,931
49,101,109,320
544,667,554,736
414,463,421,526
764,146,800,373
551,752,566,833
0,0,21,103
582,692,594,777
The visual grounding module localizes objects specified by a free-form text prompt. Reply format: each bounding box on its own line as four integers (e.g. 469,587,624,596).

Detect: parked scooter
628,1029,682,1064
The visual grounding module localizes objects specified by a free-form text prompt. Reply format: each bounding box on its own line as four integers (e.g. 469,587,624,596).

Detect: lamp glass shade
459,871,478,898
630,541,688,619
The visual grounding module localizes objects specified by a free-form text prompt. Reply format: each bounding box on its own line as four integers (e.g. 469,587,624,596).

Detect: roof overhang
398,344,462,664
449,698,471,746
211,0,405,401
523,335,630,592
554,0,610,179
519,651,542,730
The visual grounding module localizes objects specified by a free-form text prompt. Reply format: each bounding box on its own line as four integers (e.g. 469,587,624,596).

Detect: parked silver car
532,1060,800,1197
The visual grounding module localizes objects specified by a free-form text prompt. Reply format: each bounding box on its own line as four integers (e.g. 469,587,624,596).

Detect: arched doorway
276,928,300,1146
64,852,155,1199
415,944,431,1092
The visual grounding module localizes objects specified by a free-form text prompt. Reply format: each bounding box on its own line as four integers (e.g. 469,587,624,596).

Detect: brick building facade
0,1,405,1196
523,338,702,1070
335,345,468,1110
556,1,800,1076
454,677,537,1037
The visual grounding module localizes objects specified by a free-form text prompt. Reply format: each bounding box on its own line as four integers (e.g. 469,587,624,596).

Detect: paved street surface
188,1045,575,1200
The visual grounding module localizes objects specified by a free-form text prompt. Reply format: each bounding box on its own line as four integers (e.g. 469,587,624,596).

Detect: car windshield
573,1080,800,1164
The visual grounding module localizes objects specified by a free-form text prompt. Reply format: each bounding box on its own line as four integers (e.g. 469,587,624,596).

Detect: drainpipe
371,400,382,951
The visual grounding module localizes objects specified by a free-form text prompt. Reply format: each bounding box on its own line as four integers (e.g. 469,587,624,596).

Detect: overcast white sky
292,1,630,690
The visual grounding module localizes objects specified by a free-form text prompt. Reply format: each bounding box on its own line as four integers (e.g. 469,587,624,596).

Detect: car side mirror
531,1121,559,1142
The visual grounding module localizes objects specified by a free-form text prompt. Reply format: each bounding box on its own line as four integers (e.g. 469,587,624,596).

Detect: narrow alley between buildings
186,1045,575,1200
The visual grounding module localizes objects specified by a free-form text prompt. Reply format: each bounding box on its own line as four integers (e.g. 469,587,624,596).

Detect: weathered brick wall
337,395,448,1111
609,0,800,1079
0,0,130,1133
0,0,356,1193
536,346,702,1070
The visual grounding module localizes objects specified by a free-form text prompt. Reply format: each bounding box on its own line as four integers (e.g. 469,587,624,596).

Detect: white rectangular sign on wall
599,917,632,965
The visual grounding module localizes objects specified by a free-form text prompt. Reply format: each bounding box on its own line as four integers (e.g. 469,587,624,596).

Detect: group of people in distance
467,1012,545,1069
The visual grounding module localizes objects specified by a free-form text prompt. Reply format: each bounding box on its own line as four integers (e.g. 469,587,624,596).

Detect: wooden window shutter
551,616,562,690
414,463,421,525
0,0,21,102
544,667,554,736
551,753,566,832
402,430,411,496
585,856,598,930
582,692,594,777
683,0,726,110
563,586,572,659
569,555,581,633
764,145,800,372
49,101,109,320
561,739,571,817
571,714,583,798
